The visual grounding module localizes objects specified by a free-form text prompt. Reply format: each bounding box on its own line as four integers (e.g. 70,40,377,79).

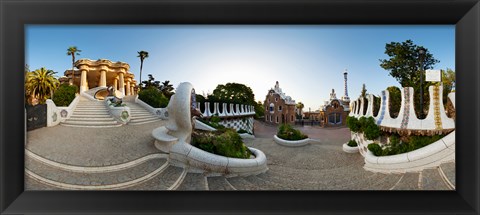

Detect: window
270,115,272,122
276,116,279,123
275,98,278,102
291,115,294,122
278,106,282,111
269,103,275,112
328,113,342,125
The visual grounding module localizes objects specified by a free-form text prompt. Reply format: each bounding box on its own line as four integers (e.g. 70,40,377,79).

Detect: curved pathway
25,120,455,191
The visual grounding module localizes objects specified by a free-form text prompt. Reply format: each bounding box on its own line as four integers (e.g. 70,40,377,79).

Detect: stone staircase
124,102,161,125
25,152,455,191
61,97,122,128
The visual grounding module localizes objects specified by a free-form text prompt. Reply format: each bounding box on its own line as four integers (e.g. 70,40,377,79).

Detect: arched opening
387,86,401,118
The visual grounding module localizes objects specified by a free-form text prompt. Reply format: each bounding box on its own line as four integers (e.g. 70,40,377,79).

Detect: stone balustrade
349,86,455,132
197,102,255,118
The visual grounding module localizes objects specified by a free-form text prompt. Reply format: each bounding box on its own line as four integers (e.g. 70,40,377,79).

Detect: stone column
119,72,125,95
99,70,107,87
80,69,88,92
68,74,73,85
114,78,118,91
131,86,135,95
126,80,131,95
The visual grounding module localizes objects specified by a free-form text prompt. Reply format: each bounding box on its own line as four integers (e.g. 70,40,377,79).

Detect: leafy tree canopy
208,83,256,106
380,39,439,88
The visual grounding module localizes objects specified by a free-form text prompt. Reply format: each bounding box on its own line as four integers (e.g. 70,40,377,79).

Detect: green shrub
348,116,380,140
368,143,383,156
378,134,444,156
191,128,252,159
364,119,381,140
52,84,77,106
347,140,358,147
197,115,225,129
277,123,308,141
346,116,360,132
138,87,169,108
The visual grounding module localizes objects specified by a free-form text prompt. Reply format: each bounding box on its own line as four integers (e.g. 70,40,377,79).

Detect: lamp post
418,47,426,118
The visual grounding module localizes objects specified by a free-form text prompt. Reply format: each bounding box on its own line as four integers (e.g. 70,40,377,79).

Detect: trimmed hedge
277,123,308,141
368,134,445,156
347,116,380,140
191,128,252,159
347,140,358,147
52,84,78,106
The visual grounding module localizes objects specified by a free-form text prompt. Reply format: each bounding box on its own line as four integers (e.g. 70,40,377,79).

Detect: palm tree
66,46,81,75
296,102,304,119
137,51,149,87
25,67,59,104
160,80,174,99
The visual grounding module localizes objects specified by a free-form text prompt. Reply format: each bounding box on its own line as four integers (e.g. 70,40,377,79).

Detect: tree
137,50,149,87
25,67,59,105
141,74,161,89
254,101,265,119
380,40,439,87
360,84,367,97
66,46,81,74
387,86,401,118
296,102,304,119
440,68,455,105
208,83,256,106
380,40,440,118
160,80,175,99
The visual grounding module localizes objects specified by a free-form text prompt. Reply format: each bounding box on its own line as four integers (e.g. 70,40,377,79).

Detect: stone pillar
126,81,131,95
114,78,118,91
119,72,125,95
68,74,73,85
80,70,88,92
99,70,107,87
131,86,135,95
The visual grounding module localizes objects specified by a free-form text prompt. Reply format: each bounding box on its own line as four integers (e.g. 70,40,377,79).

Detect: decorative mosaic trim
433,86,443,130
219,117,254,134
376,91,386,125
400,88,410,129
60,109,68,118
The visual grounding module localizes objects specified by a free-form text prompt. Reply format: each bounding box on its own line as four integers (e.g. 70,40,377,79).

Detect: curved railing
197,102,255,118
349,86,455,132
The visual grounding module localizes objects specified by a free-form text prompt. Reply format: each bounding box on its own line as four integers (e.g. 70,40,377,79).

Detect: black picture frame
1,0,479,214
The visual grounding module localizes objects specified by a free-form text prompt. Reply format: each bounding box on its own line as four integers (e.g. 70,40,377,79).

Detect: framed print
1,0,479,214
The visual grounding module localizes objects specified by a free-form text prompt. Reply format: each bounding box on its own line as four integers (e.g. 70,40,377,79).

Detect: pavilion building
263,81,296,125
63,59,137,96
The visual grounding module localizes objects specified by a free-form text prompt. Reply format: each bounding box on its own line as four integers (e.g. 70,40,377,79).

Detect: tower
341,69,350,106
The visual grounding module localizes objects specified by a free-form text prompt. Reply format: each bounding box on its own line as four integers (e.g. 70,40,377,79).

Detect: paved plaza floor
24,120,454,190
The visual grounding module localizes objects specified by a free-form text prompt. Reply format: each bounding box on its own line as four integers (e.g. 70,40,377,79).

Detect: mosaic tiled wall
219,117,254,134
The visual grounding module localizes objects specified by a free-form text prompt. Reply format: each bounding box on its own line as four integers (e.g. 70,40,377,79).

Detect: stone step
72,112,111,116
66,117,116,122
226,177,263,190
25,156,167,187
439,162,455,189
76,105,106,108
62,120,119,125
390,172,420,190
130,111,152,114
74,110,110,113
75,107,108,110
60,121,122,128
176,173,208,190
129,118,162,125
130,115,159,120
125,165,185,190
70,114,113,118
130,113,154,117
420,168,451,190
206,176,236,190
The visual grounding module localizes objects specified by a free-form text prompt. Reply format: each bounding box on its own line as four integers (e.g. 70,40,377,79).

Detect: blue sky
26,25,455,111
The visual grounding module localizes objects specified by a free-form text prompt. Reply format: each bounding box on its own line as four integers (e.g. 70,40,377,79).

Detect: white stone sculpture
152,82,268,176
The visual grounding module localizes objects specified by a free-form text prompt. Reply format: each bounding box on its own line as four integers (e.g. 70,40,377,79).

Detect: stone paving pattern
25,120,455,191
